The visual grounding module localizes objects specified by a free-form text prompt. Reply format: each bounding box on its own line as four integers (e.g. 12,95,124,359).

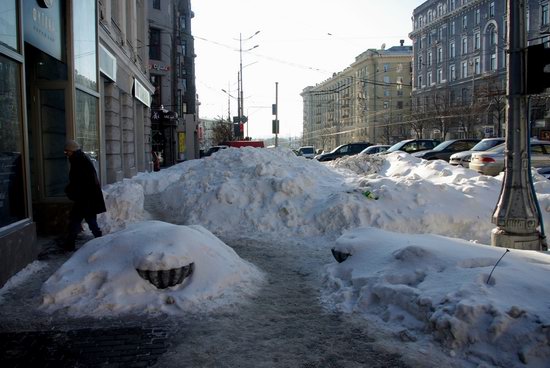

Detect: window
418,75,423,88
543,3,549,26
450,21,455,35
490,53,497,70
489,2,495,18
474,57,480,74
150,74,162,107
428,32,432,44
383,63,390,72
449,64,456,81
462,36,468,54
437,47,443,63
490,27,497,45
449,41,456,58
384,89,391,97
383,76,390,84
437,68,443,83
439,27,444,40
0,56,26,227
74,0,98,91
461,61,468,78
474,32,480,49
149,28,161,60
463,14,468,29
475,9,480,25
450,0,456,11
397,101,404,109
427,71,432,85
153,0,160,10
418,55,423,70
438,4,444,16
428,51,432,66
0,0,17,50
383,101,389,109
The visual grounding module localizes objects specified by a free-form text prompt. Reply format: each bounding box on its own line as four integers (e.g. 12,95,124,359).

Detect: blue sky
192,0,426,140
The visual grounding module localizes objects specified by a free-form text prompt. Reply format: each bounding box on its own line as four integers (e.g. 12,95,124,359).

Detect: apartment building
302,42,413,152
410,0,549,139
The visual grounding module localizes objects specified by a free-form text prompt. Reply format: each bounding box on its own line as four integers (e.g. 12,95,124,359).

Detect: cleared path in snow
152,236,410,367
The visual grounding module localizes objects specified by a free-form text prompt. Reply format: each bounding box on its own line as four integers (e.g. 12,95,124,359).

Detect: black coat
65,150,106,216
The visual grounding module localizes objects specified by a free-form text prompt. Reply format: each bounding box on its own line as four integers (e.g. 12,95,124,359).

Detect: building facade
0,0,198,287
148,0,198,166
409,0,549,139
302,42,413,152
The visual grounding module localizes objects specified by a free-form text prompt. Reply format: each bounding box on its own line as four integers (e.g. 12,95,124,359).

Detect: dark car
383,139,440,154
413,139,481,162
314,142,372,162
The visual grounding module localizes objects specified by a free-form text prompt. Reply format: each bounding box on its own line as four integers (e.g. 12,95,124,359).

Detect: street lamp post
238,31,260,139
491,0,546,251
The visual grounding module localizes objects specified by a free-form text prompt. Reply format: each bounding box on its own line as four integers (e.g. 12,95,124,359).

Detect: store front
0,0,100,287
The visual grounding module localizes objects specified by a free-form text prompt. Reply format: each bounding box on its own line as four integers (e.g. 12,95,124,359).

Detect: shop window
75,90,99,175
73,0,98,91
0,0,17,51
0,56,25,226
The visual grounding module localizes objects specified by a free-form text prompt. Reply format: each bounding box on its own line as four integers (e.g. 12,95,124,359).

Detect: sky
192,0,426,140
3,148,550,367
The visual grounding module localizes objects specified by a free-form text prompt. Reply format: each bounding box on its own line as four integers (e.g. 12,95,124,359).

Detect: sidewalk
0,236,171,368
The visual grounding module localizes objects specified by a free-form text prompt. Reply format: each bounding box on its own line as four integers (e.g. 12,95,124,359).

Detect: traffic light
526,43,550,95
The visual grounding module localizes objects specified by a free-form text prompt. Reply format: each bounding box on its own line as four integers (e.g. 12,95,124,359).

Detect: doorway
25,44,70,235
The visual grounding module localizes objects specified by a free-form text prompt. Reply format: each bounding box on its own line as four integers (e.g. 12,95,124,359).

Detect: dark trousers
68,206,102,239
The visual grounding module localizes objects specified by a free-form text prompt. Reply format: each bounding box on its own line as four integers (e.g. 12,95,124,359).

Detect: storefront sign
134,78,151,107
23,0,62,61
149,63,171,72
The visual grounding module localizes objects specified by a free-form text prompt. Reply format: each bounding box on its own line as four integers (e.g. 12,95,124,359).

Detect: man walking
63,140,106,251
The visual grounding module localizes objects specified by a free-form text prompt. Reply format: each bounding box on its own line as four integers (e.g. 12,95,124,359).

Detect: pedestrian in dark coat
63,140,106,251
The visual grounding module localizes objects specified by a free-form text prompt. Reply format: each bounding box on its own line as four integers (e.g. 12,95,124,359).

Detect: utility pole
274,82,279,147
491,0,546,251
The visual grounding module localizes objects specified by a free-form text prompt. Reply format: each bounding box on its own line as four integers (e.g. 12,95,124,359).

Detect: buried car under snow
40,221,263,316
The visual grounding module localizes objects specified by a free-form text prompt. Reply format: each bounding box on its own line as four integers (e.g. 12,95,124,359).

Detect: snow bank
324,227,550,367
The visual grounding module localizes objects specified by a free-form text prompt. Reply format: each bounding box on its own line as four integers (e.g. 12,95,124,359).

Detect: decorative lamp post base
491,228,545,251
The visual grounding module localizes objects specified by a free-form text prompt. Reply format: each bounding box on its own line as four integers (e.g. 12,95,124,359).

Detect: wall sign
23,0,63,61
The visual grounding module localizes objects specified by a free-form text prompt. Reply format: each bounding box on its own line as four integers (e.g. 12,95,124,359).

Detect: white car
449,138,505,167
297,146,316,159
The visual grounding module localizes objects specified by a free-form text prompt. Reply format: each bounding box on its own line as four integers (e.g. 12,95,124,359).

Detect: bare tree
211,118,234,145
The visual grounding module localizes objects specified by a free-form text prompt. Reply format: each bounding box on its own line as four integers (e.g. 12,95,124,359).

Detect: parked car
469,139,550,176
536,166,550,179
360,145,390,155
449,138,505,167
413,139,480,162
297,146,316,159
314,142,372,162
383,139,440,154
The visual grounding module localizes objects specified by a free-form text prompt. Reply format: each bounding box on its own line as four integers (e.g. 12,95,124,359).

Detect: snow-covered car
449,138,505,167
469,139,550,176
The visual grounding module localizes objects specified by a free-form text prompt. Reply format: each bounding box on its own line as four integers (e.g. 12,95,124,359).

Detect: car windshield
300,147,314,154
431,141,455,151
471,139,504,151
386,141,409,153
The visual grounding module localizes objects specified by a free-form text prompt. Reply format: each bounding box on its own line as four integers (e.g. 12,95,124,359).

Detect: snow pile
99,180,147,234
324,227,550,367
41,221,264,316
